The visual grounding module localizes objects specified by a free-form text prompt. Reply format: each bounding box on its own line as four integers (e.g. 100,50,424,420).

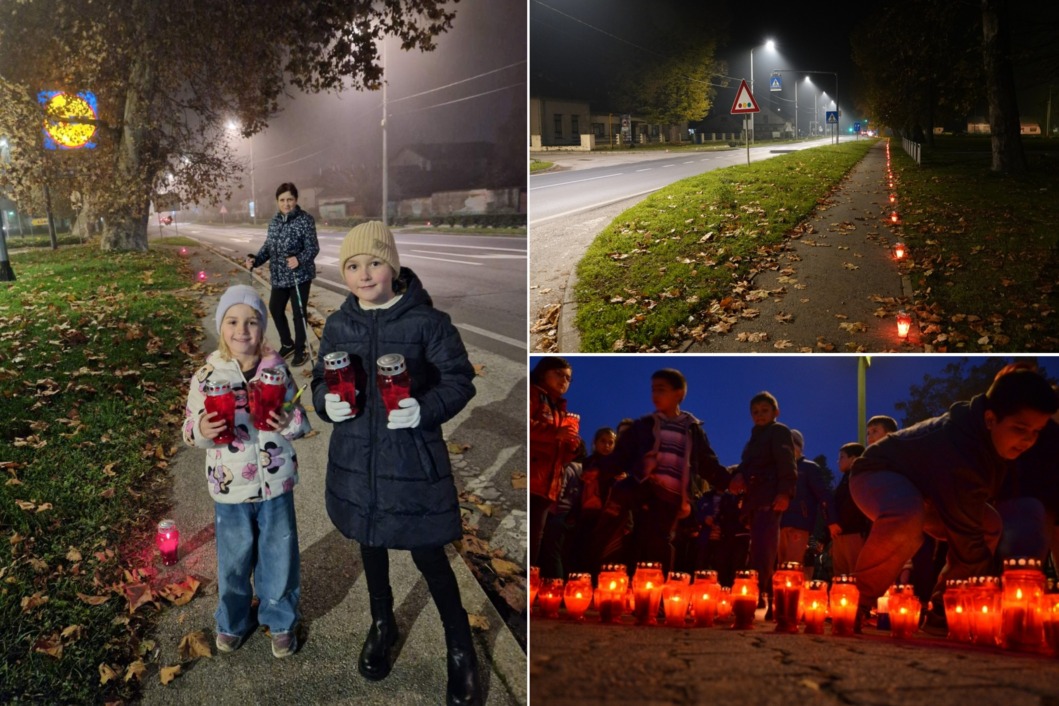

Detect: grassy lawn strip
574,141,875,352
891,136,1059,351
530,159,554,173
1,243,203,702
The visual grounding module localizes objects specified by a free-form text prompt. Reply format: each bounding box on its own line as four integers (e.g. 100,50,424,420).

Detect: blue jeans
214,493,300,636
850,470,1000,606
749,508,781,597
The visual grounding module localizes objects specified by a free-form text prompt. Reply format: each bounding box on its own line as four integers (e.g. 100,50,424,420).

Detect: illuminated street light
749,39,776,145
226,120,257,225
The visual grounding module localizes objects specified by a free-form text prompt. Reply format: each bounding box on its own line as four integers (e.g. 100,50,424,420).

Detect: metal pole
795,81,799,139
857,357,870,447
749,48,754,146
43,182,58,250
381,37,388,225
249,134,256,225
0,208,14,281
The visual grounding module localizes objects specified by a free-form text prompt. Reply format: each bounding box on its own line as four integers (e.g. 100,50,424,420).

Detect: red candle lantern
896,311,912,339
943,579,972,642
203,380,237,445
889,193,896,204
692,570,719,627
538,577,564,618
888,584,920,639
1002,557,1046,651
803,580,828,635
772,562,804,634
179,247,188,255
969,576,1002,647
632,562,665,625
376,353,412,414
323,351,359,411
662,572,691,627
248,367,288,431
829,574,860,637
156,519,180,566
892,242,907,260
596,564,628,623
529,566,540,608
717,587,733,622
197,270,208,282
1043,592,1059,655
732,570,759,630
889,211,900,225
563,573,593,621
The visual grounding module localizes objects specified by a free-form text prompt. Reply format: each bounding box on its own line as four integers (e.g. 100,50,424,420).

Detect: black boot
358,590,398,681
444,611,482,706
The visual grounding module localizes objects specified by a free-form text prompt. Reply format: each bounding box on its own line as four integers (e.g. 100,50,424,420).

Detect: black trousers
269,281,311,350
360,544,466,627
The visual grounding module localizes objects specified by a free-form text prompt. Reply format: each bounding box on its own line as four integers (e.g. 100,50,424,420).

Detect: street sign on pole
730,80,761,114
825,111,839,124
769,74,782,92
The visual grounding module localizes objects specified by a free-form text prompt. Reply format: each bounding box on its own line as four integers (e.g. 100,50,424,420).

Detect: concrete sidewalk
530,610,1059,706
141,244,526,705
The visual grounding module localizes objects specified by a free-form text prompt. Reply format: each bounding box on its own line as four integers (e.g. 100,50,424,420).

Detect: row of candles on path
885,139,913,341
530,558,1059,653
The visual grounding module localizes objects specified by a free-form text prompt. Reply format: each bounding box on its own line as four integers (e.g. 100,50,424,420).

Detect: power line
389,83,524,117
388,61,525,105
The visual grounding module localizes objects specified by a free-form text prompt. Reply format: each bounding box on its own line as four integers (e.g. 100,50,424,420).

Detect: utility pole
0,140,15,280
381,37,389,226
857,356,871,446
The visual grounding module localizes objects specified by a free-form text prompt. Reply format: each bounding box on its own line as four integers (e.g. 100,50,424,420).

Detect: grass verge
0,243,202,702
891,136,1059,351
530,159,554,173
573,141,875,351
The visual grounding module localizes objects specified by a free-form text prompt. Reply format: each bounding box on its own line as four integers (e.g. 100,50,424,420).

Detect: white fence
901,136,922,165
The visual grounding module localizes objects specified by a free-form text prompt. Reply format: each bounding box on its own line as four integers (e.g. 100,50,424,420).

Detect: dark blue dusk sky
532,355,1054,477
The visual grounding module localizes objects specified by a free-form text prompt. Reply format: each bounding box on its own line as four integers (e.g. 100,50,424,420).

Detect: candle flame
899,607,908,615
646,582,653,589
609,581,617,591
575,591,583,599
740,585,748,596
982,606,989,614
1016,588,1023,600
811,601,819,609
955,605,963,614
839,597,847,607
785,580,792,588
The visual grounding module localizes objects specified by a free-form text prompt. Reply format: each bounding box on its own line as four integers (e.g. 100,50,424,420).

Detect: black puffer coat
310,268,476,549
250,205,319,288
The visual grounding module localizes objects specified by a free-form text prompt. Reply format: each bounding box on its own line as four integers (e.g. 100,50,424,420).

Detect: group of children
530,358,1059,629
183,219,481,705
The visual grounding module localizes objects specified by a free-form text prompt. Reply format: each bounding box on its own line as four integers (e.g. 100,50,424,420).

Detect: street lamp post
0,138,15,281
227,121,257,224
749,39,775,145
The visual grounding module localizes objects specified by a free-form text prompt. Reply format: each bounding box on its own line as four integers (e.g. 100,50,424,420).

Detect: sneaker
278,344,296,359
291,349,308,367
271,630,298,658
216,632,243,653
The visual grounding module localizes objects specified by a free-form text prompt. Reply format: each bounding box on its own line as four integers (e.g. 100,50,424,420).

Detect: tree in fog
0,0,458,251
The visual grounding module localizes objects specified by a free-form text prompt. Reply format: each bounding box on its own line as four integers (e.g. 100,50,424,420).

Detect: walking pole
245,253,255,285
291,279,315,364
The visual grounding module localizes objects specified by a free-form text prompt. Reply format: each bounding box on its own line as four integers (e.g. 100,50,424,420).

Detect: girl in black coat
310,221,479,706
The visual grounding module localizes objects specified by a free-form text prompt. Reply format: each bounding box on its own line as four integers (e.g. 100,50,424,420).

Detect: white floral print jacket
182,350,311,503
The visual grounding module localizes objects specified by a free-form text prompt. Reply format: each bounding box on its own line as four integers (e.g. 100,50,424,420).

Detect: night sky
531,355,1049,478
531,0,863,124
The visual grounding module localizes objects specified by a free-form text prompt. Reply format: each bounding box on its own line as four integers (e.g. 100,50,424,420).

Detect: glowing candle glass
896,311,912,339
203,380,236,445
969,576,1002,647
376,353,412,414
803,580,828,635
717,587,733,622
1043,593,1059,656
662,572,691,627
829,574,860,637
772,562,804,633
563,573,593,621
732,570,759,630
892,242,906,260
888,584,920,639
156,519,179,566
323,351,358,411
692,570,719,627
538,577,564,618
248,367,287,431
596,564,628,623
632,562,665,625
1001,557,1046,651
943,579,972,642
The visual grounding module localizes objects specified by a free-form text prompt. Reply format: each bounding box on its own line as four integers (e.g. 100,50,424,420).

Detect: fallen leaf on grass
99,663,119,685
159,576,201,606
78,592,110,606
499,582,526,613
124,583,154,614
66,548,82,562
33,634,63,659
160,665,182,685
125,659,147,683
177,630,213,662
21,592,49,612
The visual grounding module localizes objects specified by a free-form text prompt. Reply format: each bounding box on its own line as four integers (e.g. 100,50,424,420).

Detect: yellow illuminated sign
39,91,98,150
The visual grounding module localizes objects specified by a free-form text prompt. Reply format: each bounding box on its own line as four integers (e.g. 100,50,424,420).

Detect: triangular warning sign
730,79,760,115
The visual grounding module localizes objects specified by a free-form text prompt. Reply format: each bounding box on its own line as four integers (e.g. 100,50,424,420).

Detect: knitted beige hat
339,221,401,273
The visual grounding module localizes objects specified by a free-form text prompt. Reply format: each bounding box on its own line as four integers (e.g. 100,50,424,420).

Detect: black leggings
268,281,312,350
360,544,466,627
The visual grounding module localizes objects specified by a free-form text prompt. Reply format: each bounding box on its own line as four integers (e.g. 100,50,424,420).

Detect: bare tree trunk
981,0,1026,175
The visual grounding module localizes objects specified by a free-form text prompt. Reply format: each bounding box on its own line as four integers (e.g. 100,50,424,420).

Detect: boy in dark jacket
850,367,1058,625
588,369,732,575
311,221,480,705
779,430,839,577
729,392,798,610
831,442,868,575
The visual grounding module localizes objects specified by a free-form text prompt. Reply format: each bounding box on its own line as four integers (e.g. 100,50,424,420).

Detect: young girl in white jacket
182,285,311,658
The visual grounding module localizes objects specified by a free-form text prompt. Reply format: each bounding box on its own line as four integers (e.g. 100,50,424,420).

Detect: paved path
531,610,1059,706
141,244,526,706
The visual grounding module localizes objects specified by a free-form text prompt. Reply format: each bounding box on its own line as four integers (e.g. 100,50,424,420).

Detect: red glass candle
662,572,691,627
803,580,828,635
563,573,593,621
632,562,665,625
829,574,860,637
888,584,920,639
892,242,906,259
203,380,236,445
324,351,358,411
538,578,564,618
376,353,411,414
943,579,972,642
1043,593,1059,656
896,311,912,339
969,576,1002,647
156,519,179,566
596,564,628,624
1002,557,1046,651
529,566,540,608
717,587,733,622
772,562,804,633
692,570,719,627
249,367,287,431
732,570,759,630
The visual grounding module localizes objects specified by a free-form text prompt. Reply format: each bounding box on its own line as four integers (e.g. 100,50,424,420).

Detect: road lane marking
636,168,652,172
530,186,664,225
530,172,623,190
409,249,524,260
398,241,526,253
454,323,524,349
402,254,482,266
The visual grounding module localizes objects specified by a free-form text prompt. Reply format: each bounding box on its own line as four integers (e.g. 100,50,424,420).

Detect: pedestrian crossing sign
730,80,760,114
825,111,839,124
770,75,782,92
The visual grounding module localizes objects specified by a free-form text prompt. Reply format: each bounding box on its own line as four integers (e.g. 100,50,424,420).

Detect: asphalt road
171,222,527,362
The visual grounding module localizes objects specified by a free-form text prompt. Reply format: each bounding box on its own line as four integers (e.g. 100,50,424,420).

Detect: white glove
324,393,353,423
387,397,421,429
